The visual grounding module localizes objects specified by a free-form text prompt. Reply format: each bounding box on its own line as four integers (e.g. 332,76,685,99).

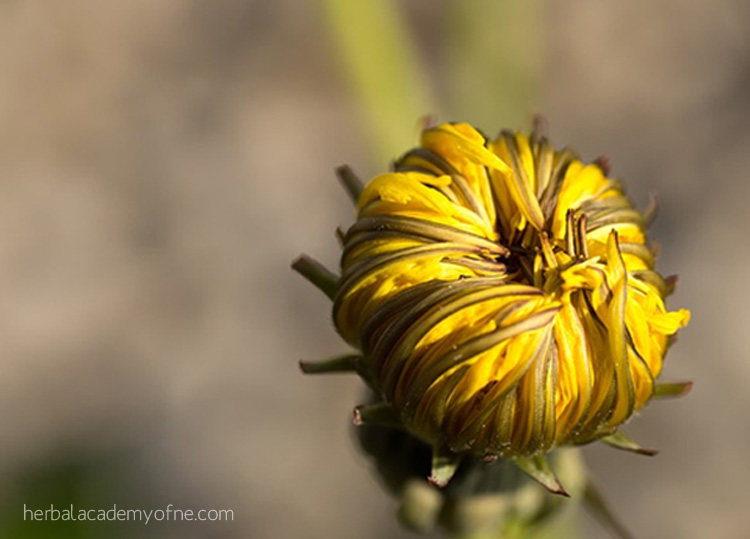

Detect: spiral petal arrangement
298,122,690,467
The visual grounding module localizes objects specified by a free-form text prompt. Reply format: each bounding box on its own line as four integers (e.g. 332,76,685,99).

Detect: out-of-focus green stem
446,0,542,131
319,0,438,165
522,503,580,539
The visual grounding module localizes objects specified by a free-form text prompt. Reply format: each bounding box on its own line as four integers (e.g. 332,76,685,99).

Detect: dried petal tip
664,274,679,295
593,155,612,175
602,431,659,456
653,380,693,399
428,447,462,488
417,114,439,132
513,456,569,497
532,113,548,137
644,191,660,226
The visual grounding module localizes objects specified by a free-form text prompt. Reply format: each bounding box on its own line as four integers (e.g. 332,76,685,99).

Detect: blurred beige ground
0,1,747,538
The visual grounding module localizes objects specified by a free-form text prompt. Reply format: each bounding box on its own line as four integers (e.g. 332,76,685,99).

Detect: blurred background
0,0,747,537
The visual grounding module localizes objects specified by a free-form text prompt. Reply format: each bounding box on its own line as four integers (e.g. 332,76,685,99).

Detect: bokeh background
0,1,748,538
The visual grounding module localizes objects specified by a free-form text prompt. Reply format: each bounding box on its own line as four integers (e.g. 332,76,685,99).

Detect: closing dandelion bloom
295,122,690,494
